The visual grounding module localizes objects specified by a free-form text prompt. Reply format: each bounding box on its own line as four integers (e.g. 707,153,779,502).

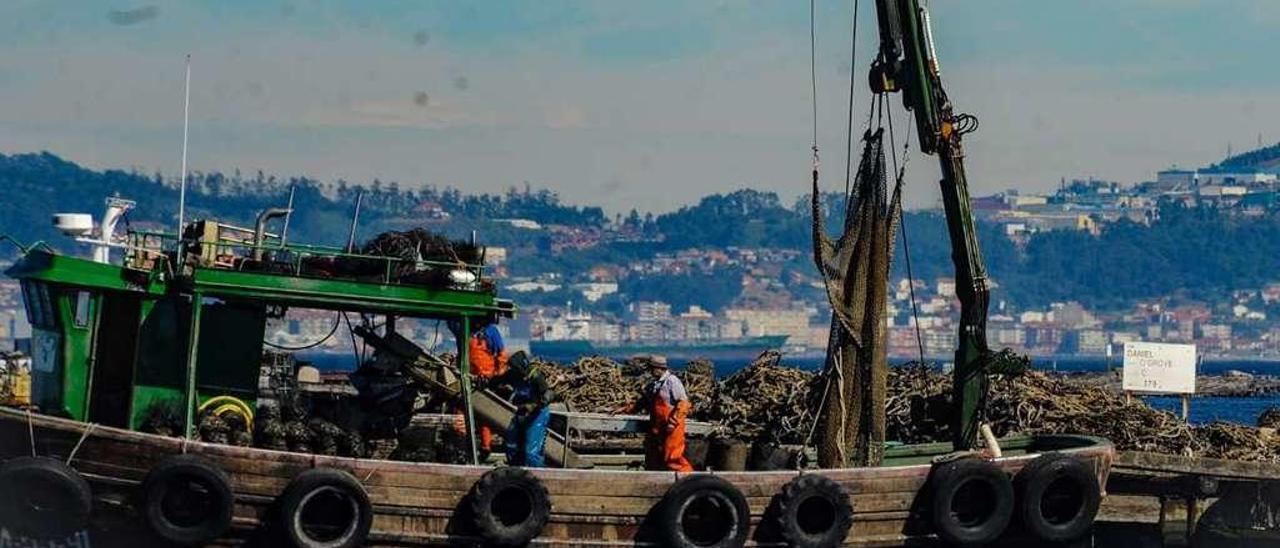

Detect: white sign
1123,342,1196,394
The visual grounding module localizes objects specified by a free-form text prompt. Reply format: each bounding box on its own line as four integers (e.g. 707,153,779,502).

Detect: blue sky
0,1,1276,212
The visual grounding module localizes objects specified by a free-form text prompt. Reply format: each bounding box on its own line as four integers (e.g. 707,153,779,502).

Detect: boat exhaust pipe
253,208,291,260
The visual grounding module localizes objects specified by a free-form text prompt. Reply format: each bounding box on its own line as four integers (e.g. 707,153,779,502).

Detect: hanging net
811,128,903,467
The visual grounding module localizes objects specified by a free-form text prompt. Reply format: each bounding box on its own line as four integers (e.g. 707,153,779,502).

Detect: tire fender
0,456,92,538
655,475,750,548
929,458,1014,546
277,468,371,548
770,474,854,548
140,454,234,545
466,466,551,546
1014,453,1101,543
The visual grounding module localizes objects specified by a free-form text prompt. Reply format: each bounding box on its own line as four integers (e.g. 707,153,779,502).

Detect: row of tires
0,454,371,547
0,452,1099,547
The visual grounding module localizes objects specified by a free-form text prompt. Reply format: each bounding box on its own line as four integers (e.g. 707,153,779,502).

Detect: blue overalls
504,375,551,467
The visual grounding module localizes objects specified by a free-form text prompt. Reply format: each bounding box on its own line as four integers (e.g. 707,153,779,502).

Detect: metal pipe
281,185,296,247
176,55,191,246
346,190,364,253
184,293,204,439
459,316,480,465
920,6,941,77
94,198,136,264
252,208,291,261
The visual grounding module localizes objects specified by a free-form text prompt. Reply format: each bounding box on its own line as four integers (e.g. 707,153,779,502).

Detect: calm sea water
300,352,1280,427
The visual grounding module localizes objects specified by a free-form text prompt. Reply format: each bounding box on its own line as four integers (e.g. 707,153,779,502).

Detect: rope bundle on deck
704,351,820,444
537,353,1280,463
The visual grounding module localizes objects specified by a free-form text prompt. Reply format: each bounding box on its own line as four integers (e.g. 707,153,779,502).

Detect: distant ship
529,310,789,362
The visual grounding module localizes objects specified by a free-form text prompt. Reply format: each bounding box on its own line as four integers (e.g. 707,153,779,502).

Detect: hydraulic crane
870,0,992,450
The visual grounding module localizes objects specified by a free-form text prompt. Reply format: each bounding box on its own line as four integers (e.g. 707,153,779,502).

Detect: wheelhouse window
20,280,57,329
74,290,93,328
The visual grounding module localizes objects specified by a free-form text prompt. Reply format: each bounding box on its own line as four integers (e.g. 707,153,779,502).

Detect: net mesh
811,128,903,467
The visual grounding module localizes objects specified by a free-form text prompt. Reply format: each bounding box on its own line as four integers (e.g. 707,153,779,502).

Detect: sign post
1123,342,1197,422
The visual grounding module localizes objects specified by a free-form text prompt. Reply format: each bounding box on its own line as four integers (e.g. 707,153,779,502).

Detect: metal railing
126,227,487,288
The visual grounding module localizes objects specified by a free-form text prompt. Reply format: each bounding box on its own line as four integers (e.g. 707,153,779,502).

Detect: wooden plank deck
1101,451,1280,546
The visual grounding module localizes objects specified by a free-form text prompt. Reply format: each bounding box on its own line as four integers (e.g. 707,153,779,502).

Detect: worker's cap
509,350,530,372
647,355,669,369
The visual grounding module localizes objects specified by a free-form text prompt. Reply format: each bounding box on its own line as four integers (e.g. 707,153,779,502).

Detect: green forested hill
0,151,604,255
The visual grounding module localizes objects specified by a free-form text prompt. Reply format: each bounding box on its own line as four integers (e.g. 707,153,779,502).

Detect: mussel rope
199,396,256,433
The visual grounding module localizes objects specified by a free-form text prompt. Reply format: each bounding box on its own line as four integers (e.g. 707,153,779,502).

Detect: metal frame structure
4,220,512,464
870,0,992,450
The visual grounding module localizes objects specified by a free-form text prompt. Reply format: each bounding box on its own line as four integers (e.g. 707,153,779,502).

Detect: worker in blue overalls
490,351,555,467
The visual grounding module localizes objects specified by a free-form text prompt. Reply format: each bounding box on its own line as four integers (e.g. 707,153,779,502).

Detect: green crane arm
871,0,992,450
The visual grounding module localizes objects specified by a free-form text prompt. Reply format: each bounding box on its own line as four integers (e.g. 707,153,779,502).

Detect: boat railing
126,228,487,288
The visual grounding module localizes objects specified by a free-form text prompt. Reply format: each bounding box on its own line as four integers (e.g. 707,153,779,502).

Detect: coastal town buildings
3,160,1280,361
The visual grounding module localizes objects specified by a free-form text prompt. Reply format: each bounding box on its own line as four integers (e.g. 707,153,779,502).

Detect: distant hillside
1216,141,1280,171
0,152,604,257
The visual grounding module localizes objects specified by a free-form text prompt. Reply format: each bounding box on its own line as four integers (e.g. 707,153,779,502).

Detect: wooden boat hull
0,406,1114,546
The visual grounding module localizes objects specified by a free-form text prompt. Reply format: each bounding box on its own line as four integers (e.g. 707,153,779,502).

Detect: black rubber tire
278,468,372,548
140,454,234,545
1014,453,1101,543
771,474,854,548
655,475,750,548
929,458,1014,546
466,466,551,546
0,456,92,538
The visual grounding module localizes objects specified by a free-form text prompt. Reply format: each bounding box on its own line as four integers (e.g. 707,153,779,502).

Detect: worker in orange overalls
450,321,508,456
617,356,693,472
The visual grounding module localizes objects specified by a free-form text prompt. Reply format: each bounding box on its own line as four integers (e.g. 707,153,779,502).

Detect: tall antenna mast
176,54,192,242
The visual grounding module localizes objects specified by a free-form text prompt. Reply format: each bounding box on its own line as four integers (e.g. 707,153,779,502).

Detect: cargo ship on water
528,310,790,362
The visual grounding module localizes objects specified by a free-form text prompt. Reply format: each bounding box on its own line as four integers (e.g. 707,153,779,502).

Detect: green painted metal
130,298,189,429
194,302,266,399
872,0,992,450
459,316,479,465
60,290,94,421
6,227,514,442
24,289,98,421
4,250,166,295
129,385,183,431
939,143,991,451
899,0,940,151
184,292,204,439
189,267,511,319
82,290,104,421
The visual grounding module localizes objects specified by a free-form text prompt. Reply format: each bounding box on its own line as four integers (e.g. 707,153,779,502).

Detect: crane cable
843,0,862,201
263,311,342,351
809,0,820,180
885,99,926,365
807,0,864,456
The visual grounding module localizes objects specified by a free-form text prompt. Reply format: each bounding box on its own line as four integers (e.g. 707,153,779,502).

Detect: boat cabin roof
5,221,515,321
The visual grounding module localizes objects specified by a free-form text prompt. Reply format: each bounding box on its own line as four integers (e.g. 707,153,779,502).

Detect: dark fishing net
810,128,903,467
139,400,184,438
300,228,485,287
